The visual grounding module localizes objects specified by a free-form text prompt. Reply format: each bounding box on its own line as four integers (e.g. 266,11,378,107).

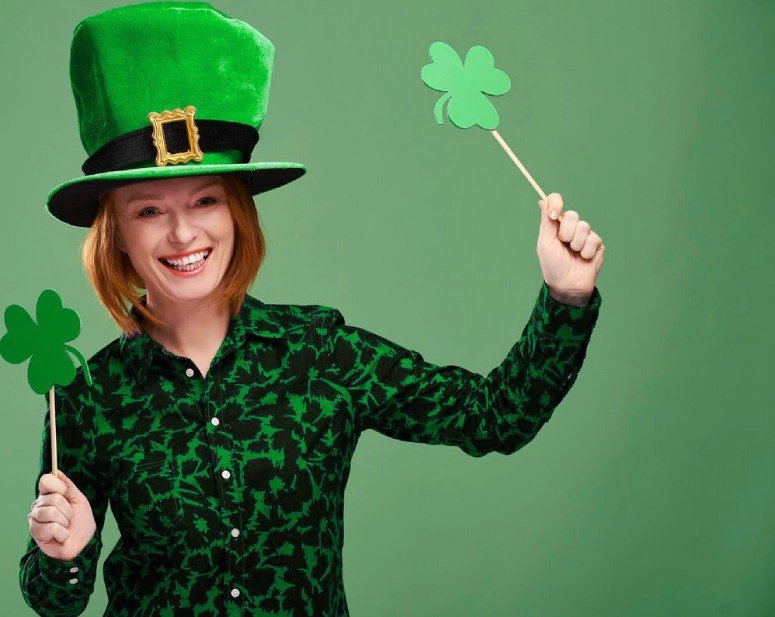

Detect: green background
2,1,772,615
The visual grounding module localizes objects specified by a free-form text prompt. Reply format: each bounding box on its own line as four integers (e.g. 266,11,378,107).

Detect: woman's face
113,174,235,308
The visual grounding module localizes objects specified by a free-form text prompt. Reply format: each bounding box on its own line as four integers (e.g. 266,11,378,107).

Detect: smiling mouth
157,248,212,272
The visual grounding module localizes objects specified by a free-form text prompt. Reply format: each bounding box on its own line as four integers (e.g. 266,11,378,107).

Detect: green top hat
47,1,306,228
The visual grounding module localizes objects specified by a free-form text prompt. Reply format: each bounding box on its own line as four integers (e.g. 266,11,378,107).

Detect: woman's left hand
537,193,605,306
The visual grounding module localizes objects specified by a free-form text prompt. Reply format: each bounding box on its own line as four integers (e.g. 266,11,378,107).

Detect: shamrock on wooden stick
0,289,92,479
421,41,551,206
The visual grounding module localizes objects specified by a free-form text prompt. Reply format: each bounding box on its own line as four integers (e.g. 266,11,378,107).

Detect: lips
157,247,213,261
157,248,211,267
158,249,212,276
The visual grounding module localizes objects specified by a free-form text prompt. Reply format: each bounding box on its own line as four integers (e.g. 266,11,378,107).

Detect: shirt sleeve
19,383,108,616
318,280,602,457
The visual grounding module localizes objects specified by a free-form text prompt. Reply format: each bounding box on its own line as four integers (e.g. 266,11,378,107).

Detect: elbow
456,431,536,458
459,406,552,457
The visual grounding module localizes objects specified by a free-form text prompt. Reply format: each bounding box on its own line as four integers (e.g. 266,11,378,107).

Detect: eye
138,206,159,218
196,196,218,207
136,196,216,218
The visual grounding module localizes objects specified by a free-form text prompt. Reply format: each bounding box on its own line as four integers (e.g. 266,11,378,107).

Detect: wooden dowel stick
49,386,58,479
490,129,549,204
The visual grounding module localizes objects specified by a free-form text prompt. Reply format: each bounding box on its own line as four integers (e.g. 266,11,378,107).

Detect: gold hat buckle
148,105,204,166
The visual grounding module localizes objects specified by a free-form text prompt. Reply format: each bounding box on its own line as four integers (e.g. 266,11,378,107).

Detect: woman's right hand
28,470,97,561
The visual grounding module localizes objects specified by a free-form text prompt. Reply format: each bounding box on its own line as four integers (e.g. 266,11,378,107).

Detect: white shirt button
68,578,78,585
185,368,195,377
231,528,240,537
221,470,231,479
69,566,78,573
211,417,220,426
230,588,240,598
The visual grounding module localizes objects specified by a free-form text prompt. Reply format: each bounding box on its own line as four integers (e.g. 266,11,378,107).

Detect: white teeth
162,249,210,266
172,261,203,272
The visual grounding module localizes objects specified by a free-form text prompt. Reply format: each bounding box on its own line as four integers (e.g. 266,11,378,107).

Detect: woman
20,3,604,616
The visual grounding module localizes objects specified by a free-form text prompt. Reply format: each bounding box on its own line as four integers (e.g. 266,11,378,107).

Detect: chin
149,276,224,306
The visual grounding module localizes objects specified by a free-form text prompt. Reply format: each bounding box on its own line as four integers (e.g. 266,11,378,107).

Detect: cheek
118,218,139,241
116,223,129,252
119,226,158,262
213,209,236,241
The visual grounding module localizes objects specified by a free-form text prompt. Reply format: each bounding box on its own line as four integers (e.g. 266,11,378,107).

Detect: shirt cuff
529,281,602,339
36,531,101,589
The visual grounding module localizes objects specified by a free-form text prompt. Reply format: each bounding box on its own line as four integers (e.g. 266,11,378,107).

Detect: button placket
203,355,247,605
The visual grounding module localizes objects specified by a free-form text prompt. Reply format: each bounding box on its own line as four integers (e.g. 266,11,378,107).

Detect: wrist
547,287,592,307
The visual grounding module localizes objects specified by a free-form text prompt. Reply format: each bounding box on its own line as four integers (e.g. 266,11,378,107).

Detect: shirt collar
118,294,288,383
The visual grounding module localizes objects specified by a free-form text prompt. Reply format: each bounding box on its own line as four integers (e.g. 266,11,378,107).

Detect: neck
143,291,231,358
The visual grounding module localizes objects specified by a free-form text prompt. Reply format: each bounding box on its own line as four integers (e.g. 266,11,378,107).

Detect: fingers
29,492,72,545
581,231,604,260
29,497,73,538
27,494,75,529
547,192,563,220
540,192,604,261
29,502,71,528
557,209,579,243
569,219,591,252
538,193,563,219
31,474,76,546
52,524,70,543
30,519,70,544
32,492,75,521
39,472,67,497
561,217,601,258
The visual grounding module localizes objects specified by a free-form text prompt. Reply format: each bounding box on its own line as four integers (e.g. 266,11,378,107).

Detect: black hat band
82,118,259,175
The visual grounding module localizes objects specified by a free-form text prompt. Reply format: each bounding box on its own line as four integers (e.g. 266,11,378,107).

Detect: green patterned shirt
20,281,602,616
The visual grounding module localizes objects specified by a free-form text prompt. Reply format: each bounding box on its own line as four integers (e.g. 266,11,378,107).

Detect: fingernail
550,210,557,220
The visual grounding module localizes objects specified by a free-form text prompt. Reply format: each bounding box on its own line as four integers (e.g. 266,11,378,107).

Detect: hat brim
46,161,307,228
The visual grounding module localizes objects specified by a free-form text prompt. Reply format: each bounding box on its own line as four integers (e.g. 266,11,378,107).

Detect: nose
167,210,199,245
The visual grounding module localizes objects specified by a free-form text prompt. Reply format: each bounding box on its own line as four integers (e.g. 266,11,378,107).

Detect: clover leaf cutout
420,40,550,201
0,289,92,394
421,41,511,130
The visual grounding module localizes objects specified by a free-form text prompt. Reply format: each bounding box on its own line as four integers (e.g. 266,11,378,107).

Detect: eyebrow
125,180,222,205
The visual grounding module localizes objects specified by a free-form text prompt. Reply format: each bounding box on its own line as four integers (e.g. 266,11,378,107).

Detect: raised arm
318,280,602,458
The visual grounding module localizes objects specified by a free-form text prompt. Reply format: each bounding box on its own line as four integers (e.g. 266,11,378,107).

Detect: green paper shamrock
0,289,92,394
421,41,511,130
